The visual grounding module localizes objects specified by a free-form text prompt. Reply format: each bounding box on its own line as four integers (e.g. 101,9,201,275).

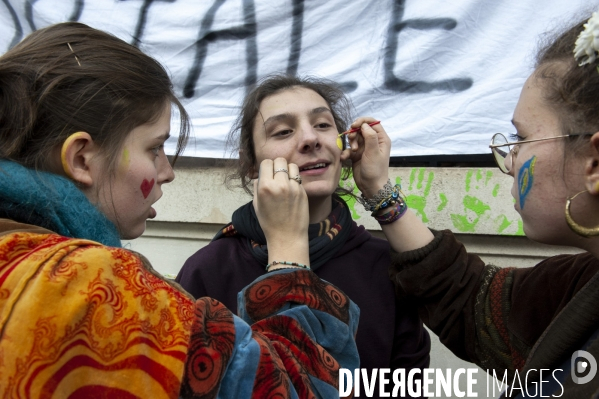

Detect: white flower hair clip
574,9,599,66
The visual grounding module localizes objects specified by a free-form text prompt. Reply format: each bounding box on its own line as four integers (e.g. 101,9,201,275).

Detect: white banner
1,0,596,158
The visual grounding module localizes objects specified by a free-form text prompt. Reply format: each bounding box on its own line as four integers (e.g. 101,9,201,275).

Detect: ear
585,132,599,195
240,149,259,179
61,132,98,187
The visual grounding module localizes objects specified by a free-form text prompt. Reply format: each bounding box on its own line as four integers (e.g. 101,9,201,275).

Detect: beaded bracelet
265,261,310,273
357,180,407,215
374,201,408,225
370,185,404,214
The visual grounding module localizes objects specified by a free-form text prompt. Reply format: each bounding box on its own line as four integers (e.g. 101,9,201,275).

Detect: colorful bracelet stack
373,201,408,225
265,260,310,273
357,179,408,225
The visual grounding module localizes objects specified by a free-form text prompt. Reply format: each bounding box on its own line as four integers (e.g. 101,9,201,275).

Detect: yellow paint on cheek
520,172,529,195
336,136,343,150
120,148,130,170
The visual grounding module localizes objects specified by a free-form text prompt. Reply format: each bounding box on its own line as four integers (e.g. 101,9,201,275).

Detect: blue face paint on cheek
518,155,537,209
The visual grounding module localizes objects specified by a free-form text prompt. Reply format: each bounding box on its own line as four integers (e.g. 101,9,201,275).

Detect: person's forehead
260,87,329,112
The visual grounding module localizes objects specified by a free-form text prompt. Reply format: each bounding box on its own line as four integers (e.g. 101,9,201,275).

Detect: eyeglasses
489,132,590,174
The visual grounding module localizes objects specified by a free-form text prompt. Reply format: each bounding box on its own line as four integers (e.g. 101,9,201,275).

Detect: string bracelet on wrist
374,201,408,225
265,261,310,273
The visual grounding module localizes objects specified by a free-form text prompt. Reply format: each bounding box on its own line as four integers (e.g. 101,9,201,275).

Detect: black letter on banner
25,0,39,31
184,0,257,98
69,0,85,21
118,0,177,47
286,0,356,93
286,0,303,75
384,0,472,93
26,0,84,29
3,0,22,49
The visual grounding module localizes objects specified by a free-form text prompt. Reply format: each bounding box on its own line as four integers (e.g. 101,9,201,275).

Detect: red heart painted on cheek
140,178,155,199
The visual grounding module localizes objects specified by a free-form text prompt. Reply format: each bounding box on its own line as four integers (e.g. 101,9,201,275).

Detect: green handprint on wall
339,167,523,235
397,168,435,223
451,170,494,232
451,195,490,232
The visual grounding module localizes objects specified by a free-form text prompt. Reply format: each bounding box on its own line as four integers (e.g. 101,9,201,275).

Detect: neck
575,238,599,260
308,195,333,224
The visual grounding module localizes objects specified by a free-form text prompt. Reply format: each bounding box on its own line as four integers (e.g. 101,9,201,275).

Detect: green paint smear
417,168,425,190
492,184,500,198
465,170,473,192
423,170,433,196
404,169,434,223
409,168,416,191
496,215,512,233
450,195,490,232
437,193,448,211
516,220,524,236
485,170,493,186
476,169,483,182
406,194,429,222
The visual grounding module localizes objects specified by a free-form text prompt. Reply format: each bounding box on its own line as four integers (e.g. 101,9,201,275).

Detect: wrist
267,241,309,267
360,177,391,199
373,201,408,224
266,261,310,272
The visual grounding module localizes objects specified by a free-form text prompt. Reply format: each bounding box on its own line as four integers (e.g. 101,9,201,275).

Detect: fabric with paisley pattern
0,221,359,398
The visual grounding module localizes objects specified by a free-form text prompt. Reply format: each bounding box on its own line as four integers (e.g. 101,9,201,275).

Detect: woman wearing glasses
344,11,599,397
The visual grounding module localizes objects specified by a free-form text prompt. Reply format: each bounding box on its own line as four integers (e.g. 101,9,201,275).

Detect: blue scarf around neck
0,159,121,247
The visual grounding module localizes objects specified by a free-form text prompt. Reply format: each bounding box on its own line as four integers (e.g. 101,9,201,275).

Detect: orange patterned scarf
0,231,194,398
0,224,360,398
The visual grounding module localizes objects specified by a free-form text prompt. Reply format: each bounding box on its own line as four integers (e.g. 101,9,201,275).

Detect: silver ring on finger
274,168,289,175
290,175,302,184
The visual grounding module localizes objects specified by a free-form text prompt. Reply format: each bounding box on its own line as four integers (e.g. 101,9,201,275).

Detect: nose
297,123,320,153
505,150,514,176
158,152,175,184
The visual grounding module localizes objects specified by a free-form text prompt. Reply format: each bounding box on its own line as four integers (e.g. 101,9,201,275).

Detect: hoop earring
565,190,599,237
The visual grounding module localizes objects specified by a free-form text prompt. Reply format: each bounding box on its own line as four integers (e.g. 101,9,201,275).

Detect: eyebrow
156,132,171,141
263,107,333,129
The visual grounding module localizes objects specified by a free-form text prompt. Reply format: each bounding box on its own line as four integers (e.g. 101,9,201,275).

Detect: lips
300,162,327,171
299,161,330,172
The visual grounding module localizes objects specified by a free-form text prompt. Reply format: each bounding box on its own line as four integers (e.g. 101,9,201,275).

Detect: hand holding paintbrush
338,120,381,136
342,117,390,199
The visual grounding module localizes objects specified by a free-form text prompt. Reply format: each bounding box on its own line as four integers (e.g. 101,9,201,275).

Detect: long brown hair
0,22,190,176
226,74,353,195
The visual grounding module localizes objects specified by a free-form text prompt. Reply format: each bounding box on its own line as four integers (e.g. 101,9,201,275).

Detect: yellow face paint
336,136,343,150
120,148,130,170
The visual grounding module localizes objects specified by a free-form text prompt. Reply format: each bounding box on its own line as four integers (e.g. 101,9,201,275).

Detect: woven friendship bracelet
265,260,310,272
